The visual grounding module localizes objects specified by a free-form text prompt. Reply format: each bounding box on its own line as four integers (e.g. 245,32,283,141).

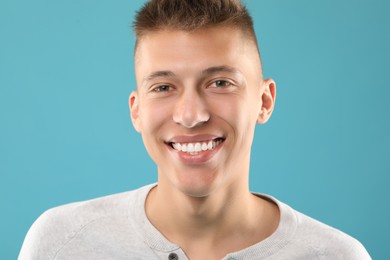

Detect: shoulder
255,194,371,259
283,201,371,259
18,185,152,259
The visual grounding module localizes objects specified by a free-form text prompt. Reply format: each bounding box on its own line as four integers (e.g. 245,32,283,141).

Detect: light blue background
1,0,389,259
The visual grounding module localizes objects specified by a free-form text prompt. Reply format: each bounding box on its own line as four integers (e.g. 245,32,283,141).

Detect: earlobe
257,79,276,124
129,91,142,133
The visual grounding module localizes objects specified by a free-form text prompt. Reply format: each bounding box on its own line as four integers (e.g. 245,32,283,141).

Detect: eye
210,80,232,88
152,85,172,92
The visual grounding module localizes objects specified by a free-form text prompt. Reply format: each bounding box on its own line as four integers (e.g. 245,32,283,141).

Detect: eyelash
150,79,234,93
209,80,233,88
151,85,172,92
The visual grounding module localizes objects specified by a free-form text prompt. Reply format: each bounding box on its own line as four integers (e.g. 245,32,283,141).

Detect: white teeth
171,139,223,154
172,143,180,150
187,143,194,153
195,143,201,152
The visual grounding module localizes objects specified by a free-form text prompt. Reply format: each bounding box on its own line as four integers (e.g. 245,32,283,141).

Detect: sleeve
18,207,76,260
334,236,372,260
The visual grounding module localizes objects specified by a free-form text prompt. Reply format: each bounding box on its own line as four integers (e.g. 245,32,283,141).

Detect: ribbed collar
129,184,298,259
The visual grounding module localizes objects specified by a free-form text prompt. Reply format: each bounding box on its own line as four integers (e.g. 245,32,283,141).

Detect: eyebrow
201,65,241,77
143,70,176,82
141,65,242,87
141,70,176,88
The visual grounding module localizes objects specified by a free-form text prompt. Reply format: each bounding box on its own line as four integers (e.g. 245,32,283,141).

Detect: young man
19,0,371,259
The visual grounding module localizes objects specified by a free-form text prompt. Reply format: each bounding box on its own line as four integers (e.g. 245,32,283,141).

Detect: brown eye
153,85,171,92
214,80,231,88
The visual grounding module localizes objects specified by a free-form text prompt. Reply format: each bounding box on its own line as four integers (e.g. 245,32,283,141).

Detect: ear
257,78,276,124
129,91,142,133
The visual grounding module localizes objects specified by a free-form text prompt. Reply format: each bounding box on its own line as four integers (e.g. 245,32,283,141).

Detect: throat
146,188,280,259
146,186,275,241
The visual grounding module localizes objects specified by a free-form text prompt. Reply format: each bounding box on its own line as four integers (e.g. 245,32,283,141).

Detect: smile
169,138,224,155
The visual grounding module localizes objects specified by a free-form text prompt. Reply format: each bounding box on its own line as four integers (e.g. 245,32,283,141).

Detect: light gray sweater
19,184,371,259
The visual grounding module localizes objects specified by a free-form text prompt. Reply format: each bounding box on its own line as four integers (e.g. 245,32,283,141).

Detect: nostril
172,95,210,128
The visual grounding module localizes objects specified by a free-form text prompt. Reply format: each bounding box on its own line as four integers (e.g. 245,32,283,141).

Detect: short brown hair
133,0,259,52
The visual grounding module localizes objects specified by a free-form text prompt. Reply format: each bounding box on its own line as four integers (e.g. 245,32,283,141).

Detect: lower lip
167,141,224,165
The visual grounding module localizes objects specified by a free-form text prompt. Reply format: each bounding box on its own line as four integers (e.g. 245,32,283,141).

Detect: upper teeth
172,140,222,154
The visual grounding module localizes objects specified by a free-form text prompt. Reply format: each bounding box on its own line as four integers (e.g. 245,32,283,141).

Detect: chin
158,161,228,197
179,186,214,198
173,171,222,198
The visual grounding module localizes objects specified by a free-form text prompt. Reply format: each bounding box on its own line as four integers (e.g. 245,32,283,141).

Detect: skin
129,26,278,259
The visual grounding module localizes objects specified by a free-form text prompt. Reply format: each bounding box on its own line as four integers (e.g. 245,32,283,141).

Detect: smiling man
19,0,371,259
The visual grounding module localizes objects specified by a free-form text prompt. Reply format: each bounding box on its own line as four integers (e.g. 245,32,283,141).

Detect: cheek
213,96,259,154
211,95,258,129
138,100,172,163
139,100,171,132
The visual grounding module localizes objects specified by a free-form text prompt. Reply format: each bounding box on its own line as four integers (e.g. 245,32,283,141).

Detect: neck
145,178,279,257
147,181,250,232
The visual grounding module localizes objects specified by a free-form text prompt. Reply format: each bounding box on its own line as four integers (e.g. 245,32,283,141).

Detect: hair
133,0,260,54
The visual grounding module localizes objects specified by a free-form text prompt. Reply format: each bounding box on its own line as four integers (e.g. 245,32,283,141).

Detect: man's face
130,26,275,197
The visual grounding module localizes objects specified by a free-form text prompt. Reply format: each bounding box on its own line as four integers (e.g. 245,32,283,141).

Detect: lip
166,134,223,144
165,135,225,165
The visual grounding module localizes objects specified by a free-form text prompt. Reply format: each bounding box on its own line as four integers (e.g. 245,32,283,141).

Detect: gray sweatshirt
19,184,371,259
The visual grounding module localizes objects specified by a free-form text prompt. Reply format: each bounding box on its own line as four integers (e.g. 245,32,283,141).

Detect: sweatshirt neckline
131,184,298,258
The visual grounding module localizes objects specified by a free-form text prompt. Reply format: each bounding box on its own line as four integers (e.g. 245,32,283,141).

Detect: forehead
137,26,258,59
134,27,261,85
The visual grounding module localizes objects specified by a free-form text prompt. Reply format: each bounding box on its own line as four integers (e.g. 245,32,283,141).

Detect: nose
173,90,210,128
